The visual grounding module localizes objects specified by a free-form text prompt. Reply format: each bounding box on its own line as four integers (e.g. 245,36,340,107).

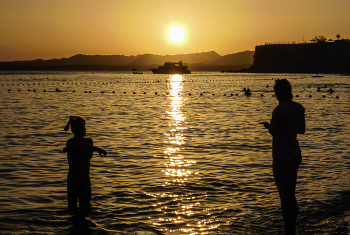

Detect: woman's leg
273,155,302,234
289,155,302,230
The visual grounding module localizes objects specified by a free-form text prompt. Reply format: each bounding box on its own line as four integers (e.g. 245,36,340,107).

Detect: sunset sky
1,0,350,61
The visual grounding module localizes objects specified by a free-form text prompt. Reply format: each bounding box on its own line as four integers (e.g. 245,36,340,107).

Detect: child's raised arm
91,146,107,157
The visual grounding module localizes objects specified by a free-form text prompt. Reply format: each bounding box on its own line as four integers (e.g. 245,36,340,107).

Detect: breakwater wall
249,41,350,73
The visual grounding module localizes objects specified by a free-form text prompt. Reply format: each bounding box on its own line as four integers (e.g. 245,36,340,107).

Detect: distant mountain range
0,51,254,71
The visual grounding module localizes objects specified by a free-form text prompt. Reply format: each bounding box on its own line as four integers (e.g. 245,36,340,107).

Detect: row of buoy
317,87,336,93
1,81,165,85
15,76,311,81
2,76,336,86
3,82,344,92
307,94,340,98
3,87,339,95
5,88,340,98
1,80,221,86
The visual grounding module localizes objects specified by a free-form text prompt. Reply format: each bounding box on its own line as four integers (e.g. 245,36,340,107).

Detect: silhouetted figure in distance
260,79,306,234
63,116,107,215
244,88,252,96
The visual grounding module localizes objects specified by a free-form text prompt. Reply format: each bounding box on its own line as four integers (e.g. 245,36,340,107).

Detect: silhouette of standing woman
261,79,305,234
63,116,107,215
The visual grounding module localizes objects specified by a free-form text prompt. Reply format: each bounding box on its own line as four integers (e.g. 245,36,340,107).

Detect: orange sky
1,0,350,61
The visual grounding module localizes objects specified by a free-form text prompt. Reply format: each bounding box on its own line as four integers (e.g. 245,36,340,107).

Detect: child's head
274,79,293,102
64,116,86,138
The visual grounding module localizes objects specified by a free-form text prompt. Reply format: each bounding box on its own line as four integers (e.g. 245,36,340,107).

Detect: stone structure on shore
247,40,350,74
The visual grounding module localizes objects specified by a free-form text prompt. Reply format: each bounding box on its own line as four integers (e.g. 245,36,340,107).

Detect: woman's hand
98,148,107,157
259,122,270,129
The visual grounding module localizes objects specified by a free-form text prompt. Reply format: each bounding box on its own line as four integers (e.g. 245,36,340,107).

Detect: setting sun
169,26,185,43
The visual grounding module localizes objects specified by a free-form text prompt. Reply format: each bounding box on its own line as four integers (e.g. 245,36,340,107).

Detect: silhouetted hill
0,51,254,71
128,54,163,65
128,51,222,65
67,54,137,65
211,51,254,65
162,51,222,64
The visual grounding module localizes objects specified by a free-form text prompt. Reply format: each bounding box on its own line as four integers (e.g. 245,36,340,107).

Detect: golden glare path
146,75,218,233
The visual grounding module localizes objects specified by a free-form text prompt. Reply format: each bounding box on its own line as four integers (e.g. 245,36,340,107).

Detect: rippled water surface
0,71,350,234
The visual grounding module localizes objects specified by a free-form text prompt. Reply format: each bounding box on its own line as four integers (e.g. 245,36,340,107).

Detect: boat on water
150,61,191,74
132,68,143,74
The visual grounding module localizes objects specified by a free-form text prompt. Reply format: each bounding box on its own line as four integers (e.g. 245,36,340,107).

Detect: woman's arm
298,108,306,134
267,109,284,137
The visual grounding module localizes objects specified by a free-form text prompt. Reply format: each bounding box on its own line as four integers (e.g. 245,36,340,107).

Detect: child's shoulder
82,138,93,145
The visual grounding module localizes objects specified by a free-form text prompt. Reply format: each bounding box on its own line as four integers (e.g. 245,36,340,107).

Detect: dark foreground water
0,71,349,234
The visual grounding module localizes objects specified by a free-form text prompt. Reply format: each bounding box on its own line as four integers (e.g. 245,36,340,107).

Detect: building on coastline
247,40,350,74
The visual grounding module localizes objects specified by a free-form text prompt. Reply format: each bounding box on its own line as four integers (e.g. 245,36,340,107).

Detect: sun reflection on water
163,75,192,185
147,75,219,234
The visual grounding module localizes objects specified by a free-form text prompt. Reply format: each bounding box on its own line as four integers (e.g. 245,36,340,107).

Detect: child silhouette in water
63,116,107,214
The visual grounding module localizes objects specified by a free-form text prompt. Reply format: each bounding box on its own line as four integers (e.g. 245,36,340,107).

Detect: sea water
0,71,349,234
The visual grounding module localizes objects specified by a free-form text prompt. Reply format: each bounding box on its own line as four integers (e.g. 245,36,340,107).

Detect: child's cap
64,116,86,131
